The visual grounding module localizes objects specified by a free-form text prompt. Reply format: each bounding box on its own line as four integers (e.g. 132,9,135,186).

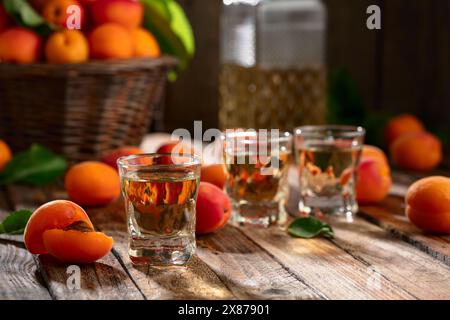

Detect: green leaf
0,144,67,186
0,210,32,235
288,217,334,239
141,0,195,73
4,0,56,35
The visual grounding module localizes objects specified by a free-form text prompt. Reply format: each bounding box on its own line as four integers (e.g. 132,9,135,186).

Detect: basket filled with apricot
0,0,191,162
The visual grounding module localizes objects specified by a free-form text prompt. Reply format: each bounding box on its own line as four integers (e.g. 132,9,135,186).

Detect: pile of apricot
385,114,442,171
0,0,160,64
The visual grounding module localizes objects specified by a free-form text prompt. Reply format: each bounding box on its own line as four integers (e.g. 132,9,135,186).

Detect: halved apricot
24,200,94,254
43,226,113,264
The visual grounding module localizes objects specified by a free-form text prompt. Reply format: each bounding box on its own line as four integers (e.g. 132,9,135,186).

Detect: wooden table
1,151,450,300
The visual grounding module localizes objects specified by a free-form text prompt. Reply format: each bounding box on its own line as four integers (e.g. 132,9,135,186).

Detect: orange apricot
362,145,389,165
65,161,121,206
45,29,89,64
42,0,85,28
196,182,231,234
43,227,113,264
0,28,42,64
201,164,228,190
390,132,442,171
130,28,160,58
89,23,133,59
156,141,195,155
91,0,143,29
384,114,425,146
356,158,392,204
406,176,450,234
0,139,12,171
101,146,143,170
24,200,94,254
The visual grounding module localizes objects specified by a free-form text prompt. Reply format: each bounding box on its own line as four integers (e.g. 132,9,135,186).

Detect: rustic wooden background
162,0,450,140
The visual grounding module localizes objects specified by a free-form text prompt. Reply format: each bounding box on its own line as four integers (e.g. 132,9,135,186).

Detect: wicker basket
0,56,177,162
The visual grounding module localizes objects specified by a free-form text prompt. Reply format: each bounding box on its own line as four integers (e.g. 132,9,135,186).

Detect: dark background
163,0,450,143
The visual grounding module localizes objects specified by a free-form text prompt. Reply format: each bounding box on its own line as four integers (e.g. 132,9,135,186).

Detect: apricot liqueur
118,154,201,266
295,126,365,221
222,130,292,227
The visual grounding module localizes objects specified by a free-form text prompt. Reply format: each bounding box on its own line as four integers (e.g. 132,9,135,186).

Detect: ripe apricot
406,176,450,234
384,114,425,146
43,226,113,264
201,164,228,190
101,146,143,170
42,0,85,28
130,28,160,58
45,30,89,64
356,157,392,204
362,145,389,165
0,28,42,64
91,0,143,29
24,200,94,254
390,132,442,171
196,182,231,235
0,139,12,171
156,141,195,155
65,161,121,206
89,23,133,59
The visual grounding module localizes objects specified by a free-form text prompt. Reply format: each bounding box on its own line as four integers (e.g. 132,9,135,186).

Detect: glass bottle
219,0,327,131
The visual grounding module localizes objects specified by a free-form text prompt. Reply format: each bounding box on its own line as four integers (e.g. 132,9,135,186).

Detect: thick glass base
230,200,286,228
128,235,195,266
298,194,357,223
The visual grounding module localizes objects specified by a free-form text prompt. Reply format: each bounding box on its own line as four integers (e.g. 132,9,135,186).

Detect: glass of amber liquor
222,130,292,227
117,154,200,266
294,126,365,221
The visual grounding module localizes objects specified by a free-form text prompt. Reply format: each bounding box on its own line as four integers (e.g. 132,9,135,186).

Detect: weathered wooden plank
0,239,52,300
242,225,414,300
359,197,450,267
0,189,52,300
329,216,450,299
284,166,450,299
6,185,145,300
197,225,321,300
89,198,321,300
358,168,450,266
86,200,235,300
38,253,144,300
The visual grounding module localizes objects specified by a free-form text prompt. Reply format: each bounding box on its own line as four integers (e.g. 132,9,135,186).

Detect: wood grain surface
0,165,449,300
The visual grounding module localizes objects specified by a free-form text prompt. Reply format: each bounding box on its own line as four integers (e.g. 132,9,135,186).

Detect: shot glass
117,154,201,266
222,129,292,227
294,125,365,221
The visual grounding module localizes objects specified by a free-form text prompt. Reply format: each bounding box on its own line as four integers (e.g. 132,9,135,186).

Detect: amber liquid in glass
298,141,362,217
225,151,290,226
122,170,199,266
